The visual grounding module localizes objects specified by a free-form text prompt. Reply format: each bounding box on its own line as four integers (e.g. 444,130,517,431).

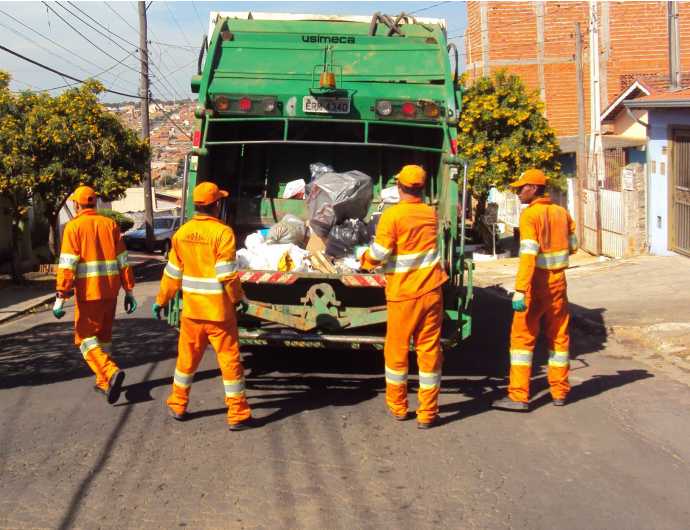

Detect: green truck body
172,11,473,349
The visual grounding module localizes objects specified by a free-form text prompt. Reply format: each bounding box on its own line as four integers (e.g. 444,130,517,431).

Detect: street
1,262,689,530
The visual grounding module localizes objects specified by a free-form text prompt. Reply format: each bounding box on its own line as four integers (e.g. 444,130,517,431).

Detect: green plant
97,209,134,232
457,70,563,202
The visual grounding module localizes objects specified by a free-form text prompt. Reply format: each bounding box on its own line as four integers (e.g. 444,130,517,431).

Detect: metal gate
671,129,690,256
580,150,626,257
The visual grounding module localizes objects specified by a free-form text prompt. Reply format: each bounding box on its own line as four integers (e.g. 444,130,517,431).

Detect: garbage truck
170,11,473,350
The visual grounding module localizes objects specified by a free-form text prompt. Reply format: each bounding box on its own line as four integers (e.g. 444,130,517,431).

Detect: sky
1,1,466,103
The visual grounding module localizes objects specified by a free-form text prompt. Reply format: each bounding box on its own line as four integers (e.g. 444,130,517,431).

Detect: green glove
52,297,65,319
512,291,527,312
152,302,164,320
124,292,138,314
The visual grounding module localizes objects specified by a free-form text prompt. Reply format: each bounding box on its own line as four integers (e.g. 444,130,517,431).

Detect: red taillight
401,101,416,117
192,130,201,147
239,97,252,112
451,138,458,155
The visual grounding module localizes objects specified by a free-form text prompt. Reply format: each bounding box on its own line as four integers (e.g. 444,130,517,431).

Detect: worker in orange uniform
152,182,253,431
493,169,578,411
360,165,448,429
54,185,137,405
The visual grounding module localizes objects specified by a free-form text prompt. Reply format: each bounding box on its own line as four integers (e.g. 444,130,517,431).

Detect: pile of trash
237,162,396,274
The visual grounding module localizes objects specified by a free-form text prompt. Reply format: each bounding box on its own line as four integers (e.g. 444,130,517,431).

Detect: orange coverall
361,197,448,424
56,209,135,390
509,197,578,403
156,214,249,425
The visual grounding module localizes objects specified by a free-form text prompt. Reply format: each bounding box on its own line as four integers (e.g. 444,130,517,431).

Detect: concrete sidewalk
476,254,690,384
0,251,164,324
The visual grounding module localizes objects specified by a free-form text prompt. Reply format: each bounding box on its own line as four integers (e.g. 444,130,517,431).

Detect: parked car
124,216,180,256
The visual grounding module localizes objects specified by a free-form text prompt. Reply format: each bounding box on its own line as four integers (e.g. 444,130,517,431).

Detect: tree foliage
0,74,149,258
457,71,562,199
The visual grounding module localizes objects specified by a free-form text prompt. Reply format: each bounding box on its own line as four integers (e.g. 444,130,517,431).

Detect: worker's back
171,214,237,322
378,200,447,301
520,198,576,273
59,210,128,301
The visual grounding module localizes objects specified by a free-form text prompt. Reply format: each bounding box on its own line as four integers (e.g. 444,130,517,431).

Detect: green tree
23,79,149,256
457,71,563,206
0,72,39,280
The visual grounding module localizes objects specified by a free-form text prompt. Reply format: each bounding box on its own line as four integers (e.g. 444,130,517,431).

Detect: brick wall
465,1,689,136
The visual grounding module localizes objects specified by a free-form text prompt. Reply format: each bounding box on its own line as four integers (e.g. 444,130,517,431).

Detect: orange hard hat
69,185,97,206
510,168,547,188
396,165,427,188
193,182,229,205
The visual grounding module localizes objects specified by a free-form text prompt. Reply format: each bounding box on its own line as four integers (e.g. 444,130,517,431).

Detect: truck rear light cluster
374,99,443,121
212,95,279,115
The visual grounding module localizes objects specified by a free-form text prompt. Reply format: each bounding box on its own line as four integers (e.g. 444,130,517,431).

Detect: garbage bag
266,214,307,246
325,219,369,258
309,162,334,181
307,170,373,236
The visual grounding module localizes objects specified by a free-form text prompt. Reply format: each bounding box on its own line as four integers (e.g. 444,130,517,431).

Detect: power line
163,1,193,47
0,7,137,92
53,1,184,102
42,1,141,76
408,1,451,15
150,41,197,51
104,1,138,34
192,1,207,36
67,1,141,51
0,44,143,99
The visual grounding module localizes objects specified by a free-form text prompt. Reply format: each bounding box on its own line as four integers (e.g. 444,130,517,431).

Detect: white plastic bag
381,185,400,204
282,179,306,199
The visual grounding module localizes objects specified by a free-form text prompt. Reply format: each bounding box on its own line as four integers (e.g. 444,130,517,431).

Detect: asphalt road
1,264,688,530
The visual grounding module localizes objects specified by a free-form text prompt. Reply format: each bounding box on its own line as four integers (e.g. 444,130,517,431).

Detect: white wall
646,108,690,255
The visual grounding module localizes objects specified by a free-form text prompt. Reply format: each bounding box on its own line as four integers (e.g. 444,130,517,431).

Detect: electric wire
0,7,137,92
408,1,451,15
53,1,185,102
42,1,141,76
163,1,194,47
191,1,207,36
0,44,143,99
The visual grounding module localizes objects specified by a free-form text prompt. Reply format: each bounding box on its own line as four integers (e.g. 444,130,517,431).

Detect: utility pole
575,22,586,245
138,0,154,251
588,0,604,255
668,1,681,90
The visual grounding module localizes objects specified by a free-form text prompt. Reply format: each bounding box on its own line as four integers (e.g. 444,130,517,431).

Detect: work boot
416,417,439,430
106,370,125,405
553,398,566,407
390,410,411,422
228,417,256,431
492,397,529,412
167,404,187,421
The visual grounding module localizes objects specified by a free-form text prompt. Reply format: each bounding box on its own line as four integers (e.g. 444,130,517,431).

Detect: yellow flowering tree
458,71,563,205
0,73,149,260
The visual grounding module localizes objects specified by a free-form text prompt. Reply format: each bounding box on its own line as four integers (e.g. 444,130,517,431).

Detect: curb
0,258,162,325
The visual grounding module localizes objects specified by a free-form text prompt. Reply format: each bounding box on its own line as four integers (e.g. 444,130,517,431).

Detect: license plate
302,96,351,114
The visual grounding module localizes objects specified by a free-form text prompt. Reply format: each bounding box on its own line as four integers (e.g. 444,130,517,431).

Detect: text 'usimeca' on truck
169,11,472,350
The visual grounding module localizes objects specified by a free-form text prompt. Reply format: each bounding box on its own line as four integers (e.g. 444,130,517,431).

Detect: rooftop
625,87,690,108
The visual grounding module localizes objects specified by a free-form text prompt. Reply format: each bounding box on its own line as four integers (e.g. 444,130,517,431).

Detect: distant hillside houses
106,100,195,183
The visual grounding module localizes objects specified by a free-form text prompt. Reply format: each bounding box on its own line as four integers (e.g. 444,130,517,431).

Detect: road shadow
0,318,178,389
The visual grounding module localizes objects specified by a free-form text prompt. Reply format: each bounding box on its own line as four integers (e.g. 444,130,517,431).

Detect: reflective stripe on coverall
156,214,249,424
361,198,448,423
57,209,135,390
509,197,578,403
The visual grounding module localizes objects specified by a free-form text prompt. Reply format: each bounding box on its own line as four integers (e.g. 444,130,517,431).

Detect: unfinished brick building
465,1,690,137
